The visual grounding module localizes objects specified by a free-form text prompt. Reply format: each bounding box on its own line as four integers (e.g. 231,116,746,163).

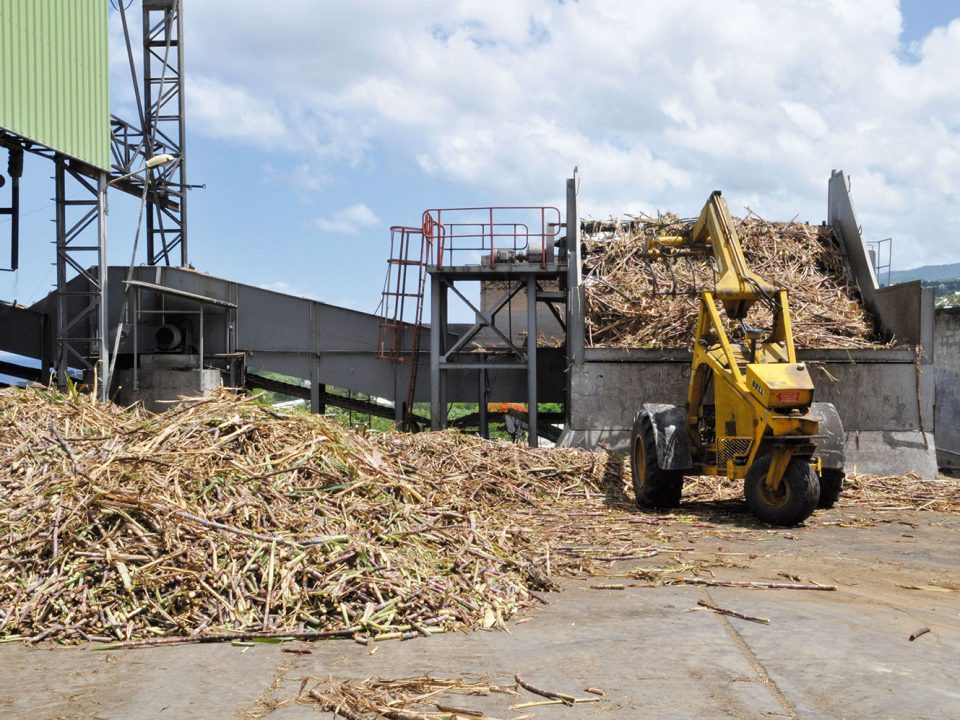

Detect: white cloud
257,281,317,300
168,0,960,267
314,203,380,235
186,76,289,148
780,102,829,139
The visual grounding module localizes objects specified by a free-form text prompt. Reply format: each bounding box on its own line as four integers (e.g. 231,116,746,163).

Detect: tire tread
631,411,683,509
745,454,819,526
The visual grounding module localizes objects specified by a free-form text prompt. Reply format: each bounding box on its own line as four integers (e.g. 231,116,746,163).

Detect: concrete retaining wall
561,347,938,478
934,308,960,470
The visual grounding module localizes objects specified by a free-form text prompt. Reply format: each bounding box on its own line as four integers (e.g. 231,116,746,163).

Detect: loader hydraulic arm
658,191,775,319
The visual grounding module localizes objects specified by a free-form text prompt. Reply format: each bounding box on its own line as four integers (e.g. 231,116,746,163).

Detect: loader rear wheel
745,455,819,526
817,468,844,509
631,411,683,508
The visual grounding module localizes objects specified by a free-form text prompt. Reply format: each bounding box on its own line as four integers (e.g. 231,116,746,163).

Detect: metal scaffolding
142,0,187,267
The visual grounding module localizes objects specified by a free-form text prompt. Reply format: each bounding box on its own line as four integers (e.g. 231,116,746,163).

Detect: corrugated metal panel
0,0,110,171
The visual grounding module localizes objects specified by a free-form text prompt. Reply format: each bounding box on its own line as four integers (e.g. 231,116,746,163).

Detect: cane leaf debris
581,213,886,349
302,675,517,720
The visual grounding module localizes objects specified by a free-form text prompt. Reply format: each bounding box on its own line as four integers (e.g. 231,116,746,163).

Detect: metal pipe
175,0,188,267
9,153,20,271
97,172,109,401
437,362,529,370
430,274,442,430
121,279,237,307
565,175,583,426
54,157,67,389
133,288,140,391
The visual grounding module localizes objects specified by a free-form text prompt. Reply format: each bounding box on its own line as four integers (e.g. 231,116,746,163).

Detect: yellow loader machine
630,191,845,526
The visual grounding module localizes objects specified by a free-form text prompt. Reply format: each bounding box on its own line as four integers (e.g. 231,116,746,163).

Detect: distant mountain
887,262,960,285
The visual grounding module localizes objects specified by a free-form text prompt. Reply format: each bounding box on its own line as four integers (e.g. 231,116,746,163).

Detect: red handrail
422,206,561,269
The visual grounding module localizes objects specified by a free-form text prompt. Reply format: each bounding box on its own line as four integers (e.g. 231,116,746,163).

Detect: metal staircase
378,225,432,429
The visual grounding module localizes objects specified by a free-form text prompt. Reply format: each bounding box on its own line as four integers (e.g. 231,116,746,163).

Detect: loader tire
817,468,844,509
745,455,819,526
630,410,683,509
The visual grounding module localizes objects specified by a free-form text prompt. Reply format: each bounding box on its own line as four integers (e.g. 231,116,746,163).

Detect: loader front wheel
631,411,683,509
817,468,844,509
745,455,819,526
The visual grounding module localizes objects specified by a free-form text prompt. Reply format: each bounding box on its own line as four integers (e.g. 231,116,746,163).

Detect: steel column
566,176,583,364
478,354,489,439
310,302,321,413
430,275,445,430
97,172,109,401
310,365,322,414
527,275,538,447
565,175,582,426
54,157,67,387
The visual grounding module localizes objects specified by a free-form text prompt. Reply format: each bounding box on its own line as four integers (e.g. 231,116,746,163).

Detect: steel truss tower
142,0,188,267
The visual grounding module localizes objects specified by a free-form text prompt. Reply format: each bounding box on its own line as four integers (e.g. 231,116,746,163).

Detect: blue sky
901,0,960,45
2,0,960,320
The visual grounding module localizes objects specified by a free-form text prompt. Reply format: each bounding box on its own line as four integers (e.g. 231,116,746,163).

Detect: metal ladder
378,226,432,429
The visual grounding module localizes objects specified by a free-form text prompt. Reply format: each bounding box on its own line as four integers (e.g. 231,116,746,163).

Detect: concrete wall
561,347,938,478
873,281,936,350
934,308,960,470
115,366,221,412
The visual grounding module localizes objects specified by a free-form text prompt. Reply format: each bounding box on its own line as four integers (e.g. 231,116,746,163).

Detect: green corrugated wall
0,0,110,171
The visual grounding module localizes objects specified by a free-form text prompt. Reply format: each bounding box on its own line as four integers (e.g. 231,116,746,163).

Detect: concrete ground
2,503,958,720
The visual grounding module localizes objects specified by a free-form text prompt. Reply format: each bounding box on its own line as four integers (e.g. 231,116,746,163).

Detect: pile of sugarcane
0,387,611,643
2,387,955,645
582,212,886,349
